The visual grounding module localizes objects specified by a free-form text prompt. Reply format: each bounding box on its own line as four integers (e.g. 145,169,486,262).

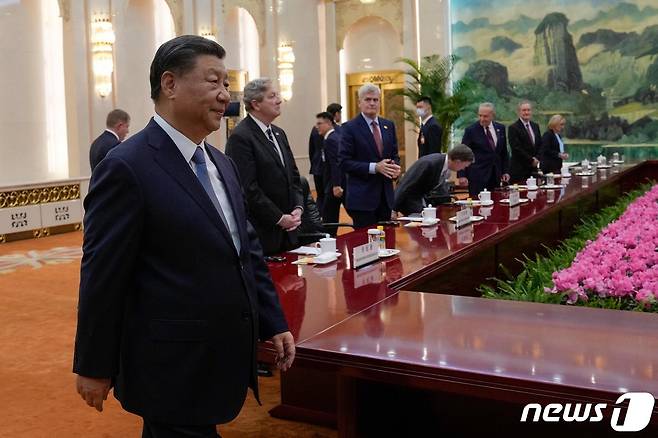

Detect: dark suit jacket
418,116,443,157
338,114,400,212
394,153,448,215
458,121,509,196
322,129,344,194
508,119,541,183
226,115,304,255
308,127,324,177
540,131,563,174
89,130,120,171
73,119,288,425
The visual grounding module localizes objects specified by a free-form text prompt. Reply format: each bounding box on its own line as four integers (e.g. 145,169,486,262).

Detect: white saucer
379,248,401,258
574,172,596,176
542,184,562,189
612,160,624,164
500,198,529,205
597,164,612,169
448,215,484,222
518,185,539,191
454,199,494,206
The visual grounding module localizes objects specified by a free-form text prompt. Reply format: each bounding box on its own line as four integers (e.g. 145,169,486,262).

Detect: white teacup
478,189,491,203
526,177,537,189
546,174,555,186
613,152,620,161
422,205,437,223
561,165,571,177
319,237,336,254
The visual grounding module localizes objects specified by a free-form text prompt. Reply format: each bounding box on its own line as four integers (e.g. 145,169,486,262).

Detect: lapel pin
383,125,388,130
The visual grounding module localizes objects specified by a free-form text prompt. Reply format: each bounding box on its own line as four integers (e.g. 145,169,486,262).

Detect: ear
160,71,177,100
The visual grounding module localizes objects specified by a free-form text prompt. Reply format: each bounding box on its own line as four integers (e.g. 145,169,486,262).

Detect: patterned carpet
0,232,336,437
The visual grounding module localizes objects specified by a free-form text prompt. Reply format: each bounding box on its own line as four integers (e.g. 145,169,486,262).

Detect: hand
290,207,302,220
332,186,343,198
278,214,301,231
559,153,569,160
375,159,401,179
270,331,295,371
457,177,468,186
501,173,510,183
531,158,539,167
76,375,111,412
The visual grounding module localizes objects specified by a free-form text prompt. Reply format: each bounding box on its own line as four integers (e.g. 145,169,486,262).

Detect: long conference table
262,161,658,437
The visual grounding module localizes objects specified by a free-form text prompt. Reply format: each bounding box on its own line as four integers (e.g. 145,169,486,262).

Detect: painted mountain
451,1,658,146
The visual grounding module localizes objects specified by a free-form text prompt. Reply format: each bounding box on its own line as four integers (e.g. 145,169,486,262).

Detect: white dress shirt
520,118,535,144
153,113,241,251
249,113,285,166
361,112,381,174
483,123,498,146
105,129,120,141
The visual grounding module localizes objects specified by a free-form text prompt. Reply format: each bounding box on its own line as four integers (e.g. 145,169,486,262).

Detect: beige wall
0,0,451,186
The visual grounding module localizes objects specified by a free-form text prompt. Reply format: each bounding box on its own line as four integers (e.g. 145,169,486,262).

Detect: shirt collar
520,118,531,126
360,112,379,127
153,113,204,164
324,128,335,140
441,154,449,175
248,112,271,134
105,128,120,141
422,114,433,124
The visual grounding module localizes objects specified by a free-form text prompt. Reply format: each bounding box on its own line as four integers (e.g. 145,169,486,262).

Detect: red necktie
485,126,496,150
371,121,383,157
525,123,535,145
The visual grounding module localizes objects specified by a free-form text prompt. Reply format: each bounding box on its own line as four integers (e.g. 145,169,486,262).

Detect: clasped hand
279,208,302,231
375,159,401,179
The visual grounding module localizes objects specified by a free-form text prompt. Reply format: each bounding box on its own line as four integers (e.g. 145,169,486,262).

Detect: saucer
542,184,562,189
454,199,494,206
574,172,596,176
597,164,612,169
448,215,484,222
378,248,401,258
500,198,529,205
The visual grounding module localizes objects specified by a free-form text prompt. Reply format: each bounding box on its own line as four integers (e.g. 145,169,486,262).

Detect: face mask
416,108,426,118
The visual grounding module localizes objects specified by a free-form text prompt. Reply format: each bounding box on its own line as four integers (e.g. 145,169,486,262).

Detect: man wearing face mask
416,96,443,157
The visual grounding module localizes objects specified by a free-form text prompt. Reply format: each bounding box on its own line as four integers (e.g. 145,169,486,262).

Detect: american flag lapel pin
383,125,388,130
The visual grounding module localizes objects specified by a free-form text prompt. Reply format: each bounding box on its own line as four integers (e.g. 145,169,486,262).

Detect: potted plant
396,54,473,152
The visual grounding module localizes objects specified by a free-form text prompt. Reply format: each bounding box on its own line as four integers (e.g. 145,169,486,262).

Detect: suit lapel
206,146,247,254
245,116,287,174
357,115,381,158
147,120,235,249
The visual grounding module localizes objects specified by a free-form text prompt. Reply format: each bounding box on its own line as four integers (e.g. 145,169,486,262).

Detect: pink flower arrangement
550,185,658,305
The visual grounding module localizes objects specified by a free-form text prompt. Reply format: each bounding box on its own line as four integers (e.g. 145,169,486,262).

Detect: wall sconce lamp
360,0,377,4
277,42,295,101
90,14,115,98
200,28,217,42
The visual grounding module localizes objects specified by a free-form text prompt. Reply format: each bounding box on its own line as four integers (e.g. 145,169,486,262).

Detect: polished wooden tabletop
298,290,658,398
267,162,645,344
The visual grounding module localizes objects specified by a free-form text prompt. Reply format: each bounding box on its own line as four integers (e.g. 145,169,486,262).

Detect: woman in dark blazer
540,114,569,174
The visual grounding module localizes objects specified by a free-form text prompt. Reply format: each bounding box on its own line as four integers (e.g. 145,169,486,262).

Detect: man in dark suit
339,83,401,228
315,111,343,234
416,96,443,157
88,109,130,171
73,36,294,438
226,78,304,255
508,100,541,183
458,102,510,196
307,103,343,213
394,145,474,215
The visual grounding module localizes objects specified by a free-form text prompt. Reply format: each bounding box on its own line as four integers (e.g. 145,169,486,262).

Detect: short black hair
149,35,226,101
326,103,342,116
316,111,333,122
417,96,432,106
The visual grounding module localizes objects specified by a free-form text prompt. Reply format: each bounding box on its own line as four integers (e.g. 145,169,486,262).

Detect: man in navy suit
307,103,342,212
73,35,294,438
315,111,343,234
458,102,510,196
339,83,401,228
416,96,443,157
89,109,130,171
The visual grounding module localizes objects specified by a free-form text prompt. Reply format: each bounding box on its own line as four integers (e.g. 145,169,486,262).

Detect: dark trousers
313,174,325,213
142,419,220,438
347,190,391,228
469,170,501,197
322,190,343,236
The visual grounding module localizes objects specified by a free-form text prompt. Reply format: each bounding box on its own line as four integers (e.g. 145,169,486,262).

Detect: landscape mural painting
451,0,658,160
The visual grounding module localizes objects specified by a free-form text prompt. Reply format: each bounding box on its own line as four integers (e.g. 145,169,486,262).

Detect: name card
509,189,520,207
456,208,471,228
0,205,42,234
40,199,82,227
547,190,555,203
509,206,520,221
353,241,379,269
